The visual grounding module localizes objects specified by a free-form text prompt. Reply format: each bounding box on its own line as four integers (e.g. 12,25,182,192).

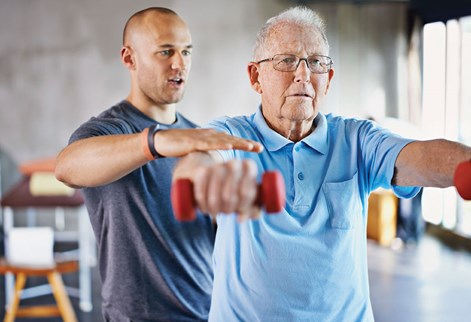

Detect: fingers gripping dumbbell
171,171,286,222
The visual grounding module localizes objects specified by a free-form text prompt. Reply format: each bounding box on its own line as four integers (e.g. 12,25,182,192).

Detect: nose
171,52,187,71
294,59,310,83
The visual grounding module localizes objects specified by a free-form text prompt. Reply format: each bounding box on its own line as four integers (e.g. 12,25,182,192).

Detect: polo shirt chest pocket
322,172,362,229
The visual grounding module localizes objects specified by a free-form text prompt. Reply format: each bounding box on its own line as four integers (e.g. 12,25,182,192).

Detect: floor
1,232,471,321
368,234,471,322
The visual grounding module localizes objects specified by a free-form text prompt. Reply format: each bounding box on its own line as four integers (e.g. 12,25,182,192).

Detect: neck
266,117,315,142
126,95,177,124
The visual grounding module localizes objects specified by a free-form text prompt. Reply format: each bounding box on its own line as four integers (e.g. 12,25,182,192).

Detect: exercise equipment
171,171,286,221
454,159,471,200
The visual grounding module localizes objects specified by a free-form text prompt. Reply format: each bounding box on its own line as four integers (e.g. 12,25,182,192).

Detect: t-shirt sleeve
69,117,134,145
359,121,420,199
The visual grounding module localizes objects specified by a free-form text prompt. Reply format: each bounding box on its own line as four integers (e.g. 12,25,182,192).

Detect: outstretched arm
393,139,471,187
55,128,262,188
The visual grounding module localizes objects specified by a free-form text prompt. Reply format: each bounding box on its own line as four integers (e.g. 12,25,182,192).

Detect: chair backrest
6,227,54,267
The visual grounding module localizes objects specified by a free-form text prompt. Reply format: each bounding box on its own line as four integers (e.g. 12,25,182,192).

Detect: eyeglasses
256,54,333,74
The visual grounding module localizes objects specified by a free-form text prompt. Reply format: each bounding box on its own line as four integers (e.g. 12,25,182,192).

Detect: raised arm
55,128,262,188
393,139,471,187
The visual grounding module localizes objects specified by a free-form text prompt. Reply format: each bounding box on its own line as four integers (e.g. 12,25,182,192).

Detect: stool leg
78,206,93,312
4,272,27,322
47,272,78,322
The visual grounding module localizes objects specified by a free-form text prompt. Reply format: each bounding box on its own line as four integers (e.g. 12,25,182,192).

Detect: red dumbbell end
454,160,471,201
261,171,286,213
171,179,197,221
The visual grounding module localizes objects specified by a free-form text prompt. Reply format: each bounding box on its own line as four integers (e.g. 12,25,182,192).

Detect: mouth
289,93,312,98
168,77,185,86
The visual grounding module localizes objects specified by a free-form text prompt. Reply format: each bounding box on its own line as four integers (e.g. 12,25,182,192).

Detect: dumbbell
454,159,471,200
171,171,286,221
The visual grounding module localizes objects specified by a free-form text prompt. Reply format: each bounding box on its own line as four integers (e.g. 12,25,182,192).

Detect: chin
166,93,185,104
283,104,314,121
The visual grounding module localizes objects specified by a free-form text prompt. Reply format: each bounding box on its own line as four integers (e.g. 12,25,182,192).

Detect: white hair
253,6,329,60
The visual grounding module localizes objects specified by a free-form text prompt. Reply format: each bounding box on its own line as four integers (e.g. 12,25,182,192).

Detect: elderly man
55,7,261,322
174,6,471,321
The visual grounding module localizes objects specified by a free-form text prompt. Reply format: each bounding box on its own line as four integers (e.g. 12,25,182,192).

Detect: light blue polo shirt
207,107,419,322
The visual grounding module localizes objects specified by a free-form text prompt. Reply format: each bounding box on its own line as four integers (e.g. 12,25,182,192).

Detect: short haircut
122,7,178,45
253,6,329,60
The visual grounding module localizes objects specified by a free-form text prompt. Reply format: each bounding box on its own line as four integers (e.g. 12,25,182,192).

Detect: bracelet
141,127,154,161
148,124,163,159
141,124,164,161
141,124,163,161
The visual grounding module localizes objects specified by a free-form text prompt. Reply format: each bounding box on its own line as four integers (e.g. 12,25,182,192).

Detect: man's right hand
56,128,263,189
154,128,263,157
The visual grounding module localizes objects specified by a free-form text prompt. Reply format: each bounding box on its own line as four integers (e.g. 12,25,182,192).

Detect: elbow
54,153,67,183
54,153,82,189
54,163,67,184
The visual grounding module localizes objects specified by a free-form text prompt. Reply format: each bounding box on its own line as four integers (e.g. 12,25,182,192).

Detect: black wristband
147,124,164,159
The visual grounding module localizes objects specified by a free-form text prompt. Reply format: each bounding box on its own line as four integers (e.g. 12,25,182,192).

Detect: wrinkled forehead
264,22,328,57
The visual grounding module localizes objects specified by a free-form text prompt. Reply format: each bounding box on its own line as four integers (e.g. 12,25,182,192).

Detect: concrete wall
0,0,408,165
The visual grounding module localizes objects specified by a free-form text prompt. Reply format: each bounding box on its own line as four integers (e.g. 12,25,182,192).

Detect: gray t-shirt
70,100,215,321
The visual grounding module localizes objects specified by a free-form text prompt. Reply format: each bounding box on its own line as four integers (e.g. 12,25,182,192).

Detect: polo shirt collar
254,106,328,155
303,113,328,155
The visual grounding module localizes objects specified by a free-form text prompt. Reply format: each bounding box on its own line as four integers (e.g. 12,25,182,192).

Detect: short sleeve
359,121,421,199
69,117,134,144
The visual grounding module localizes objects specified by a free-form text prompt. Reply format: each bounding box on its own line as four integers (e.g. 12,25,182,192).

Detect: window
421,16,471,235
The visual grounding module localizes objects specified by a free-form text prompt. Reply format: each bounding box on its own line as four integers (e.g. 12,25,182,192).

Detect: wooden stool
1,174,94,312
0,258,78,322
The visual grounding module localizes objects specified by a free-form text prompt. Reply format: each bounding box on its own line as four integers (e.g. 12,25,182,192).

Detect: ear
324,67,335,95
121,46,136,70
247,62,263,94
